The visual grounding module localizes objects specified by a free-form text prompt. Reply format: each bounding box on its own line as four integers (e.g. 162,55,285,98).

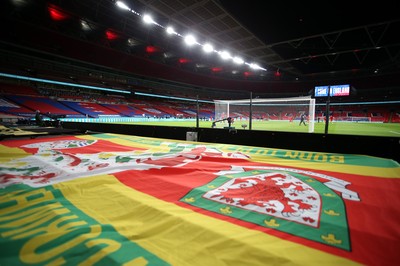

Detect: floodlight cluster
115,1,266,71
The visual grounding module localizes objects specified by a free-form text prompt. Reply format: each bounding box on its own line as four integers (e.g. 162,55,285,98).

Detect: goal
214,96,316,132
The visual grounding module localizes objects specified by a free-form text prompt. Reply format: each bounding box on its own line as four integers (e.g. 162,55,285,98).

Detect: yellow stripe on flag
55,175,360,266
0,145,31,163
77,134,400,179
249,154,400,178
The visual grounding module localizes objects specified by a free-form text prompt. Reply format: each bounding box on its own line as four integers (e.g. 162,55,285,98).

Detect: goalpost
214,95,316,133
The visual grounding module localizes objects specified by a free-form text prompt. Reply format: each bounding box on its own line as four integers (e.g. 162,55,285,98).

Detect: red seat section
5,95,82,117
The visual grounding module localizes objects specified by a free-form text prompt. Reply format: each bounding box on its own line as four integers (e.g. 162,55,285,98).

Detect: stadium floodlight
115,1,131,11
219,51,231,60
184,34,197,46
233,56,244,65
80,19,91,31
203,43,213,53
247,63,266,71
143,14,155,24
249,63,260,69
112,0,268,72
166,26,176,35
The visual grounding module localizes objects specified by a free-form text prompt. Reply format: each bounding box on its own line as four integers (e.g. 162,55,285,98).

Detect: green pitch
114,119,400,137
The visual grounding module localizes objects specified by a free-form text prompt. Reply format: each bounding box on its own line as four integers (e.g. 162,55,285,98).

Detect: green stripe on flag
0,184,169,266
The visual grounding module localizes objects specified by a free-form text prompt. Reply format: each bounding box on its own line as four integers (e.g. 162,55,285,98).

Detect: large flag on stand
0,133,399,265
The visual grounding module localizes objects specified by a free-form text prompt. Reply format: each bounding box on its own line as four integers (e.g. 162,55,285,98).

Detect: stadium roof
131,0,400,80
1,0,400,89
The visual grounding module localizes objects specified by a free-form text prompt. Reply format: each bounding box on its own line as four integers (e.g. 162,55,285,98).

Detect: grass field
114,119,400,137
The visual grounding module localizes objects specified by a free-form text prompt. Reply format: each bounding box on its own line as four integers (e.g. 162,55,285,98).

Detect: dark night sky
218,0,400,44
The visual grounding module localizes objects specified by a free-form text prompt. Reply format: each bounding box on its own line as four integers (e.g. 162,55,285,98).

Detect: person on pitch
299,113,307,126
227,117,233,127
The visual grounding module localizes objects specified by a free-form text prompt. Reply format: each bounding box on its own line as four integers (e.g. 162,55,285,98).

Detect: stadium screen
314,84,350,97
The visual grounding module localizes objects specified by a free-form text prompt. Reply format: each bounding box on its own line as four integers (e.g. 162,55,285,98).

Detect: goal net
214,96,316,133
